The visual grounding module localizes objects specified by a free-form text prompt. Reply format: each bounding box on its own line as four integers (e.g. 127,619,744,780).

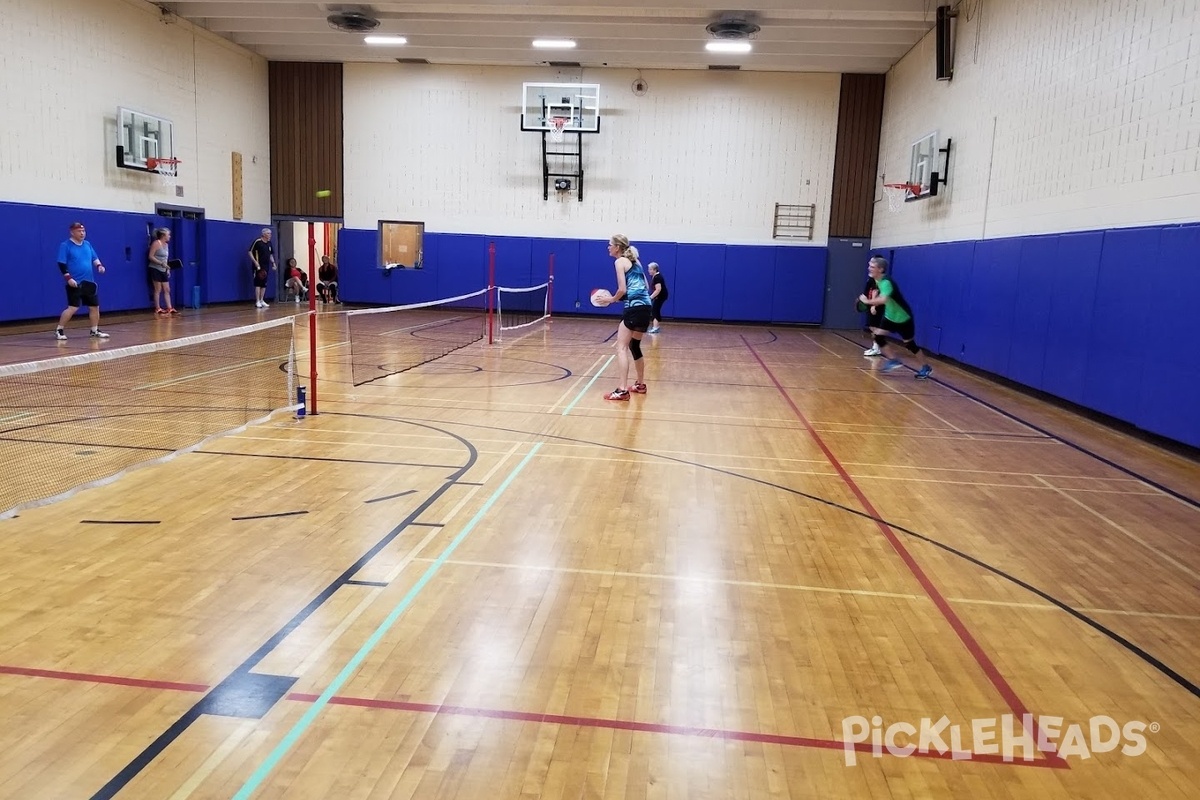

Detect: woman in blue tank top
603,234,653,401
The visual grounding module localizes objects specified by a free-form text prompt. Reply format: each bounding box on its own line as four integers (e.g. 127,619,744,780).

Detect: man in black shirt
249,228,276,308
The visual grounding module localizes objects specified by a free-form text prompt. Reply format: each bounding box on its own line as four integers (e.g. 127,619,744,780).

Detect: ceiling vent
546,60,582,68
396,57,429,64
705,12,761,39
708,64,742,70
327,10,381,33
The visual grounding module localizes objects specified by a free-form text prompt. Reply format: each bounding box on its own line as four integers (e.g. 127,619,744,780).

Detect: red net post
308,221,318,415
487,241,496,345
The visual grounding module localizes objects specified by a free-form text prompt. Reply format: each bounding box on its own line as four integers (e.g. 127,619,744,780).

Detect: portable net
495,282,550,337
0,318,296,518
345,288,490,386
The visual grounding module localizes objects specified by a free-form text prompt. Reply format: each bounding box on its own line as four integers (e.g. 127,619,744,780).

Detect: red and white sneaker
631,382,647,394
605,388,630,401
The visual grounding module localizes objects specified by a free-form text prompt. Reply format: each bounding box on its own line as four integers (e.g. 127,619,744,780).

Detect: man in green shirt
857,256,933,379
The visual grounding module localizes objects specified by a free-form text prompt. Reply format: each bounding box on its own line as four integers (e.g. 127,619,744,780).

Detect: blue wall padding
530,238,581,314
1082,227,1160,422
722,245,776,322
961,238,1022,375
771,246,826,324
205,220,271,304
1004,235,1057,388
336,227,379,305
1134,224,1200,444
673,244,727,320
432,234,487,307
1038,231,1103,404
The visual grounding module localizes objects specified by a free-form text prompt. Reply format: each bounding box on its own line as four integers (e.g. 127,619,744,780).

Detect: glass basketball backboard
116,107,174,171
521,83,601,133
908,131,938,197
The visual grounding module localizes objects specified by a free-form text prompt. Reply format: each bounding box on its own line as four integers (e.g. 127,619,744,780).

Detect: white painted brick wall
344,66,841,243
0,0,270,222
874,0,1199,246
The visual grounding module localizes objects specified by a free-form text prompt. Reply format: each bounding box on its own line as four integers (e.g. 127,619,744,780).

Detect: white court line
413,558,1200,622
870,367,969,437
561,354,614,416
1033,475,1200,582
167,720,258,800
376,314,469,337
547,354,606,414
135,352,285,390
800,332,844,358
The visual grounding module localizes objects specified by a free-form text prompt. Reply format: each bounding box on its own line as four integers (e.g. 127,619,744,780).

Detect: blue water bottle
296,386,307,418
191,285,201,309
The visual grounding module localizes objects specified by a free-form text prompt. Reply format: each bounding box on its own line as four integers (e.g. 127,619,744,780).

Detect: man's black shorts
65,280,99,308
875,314,916,341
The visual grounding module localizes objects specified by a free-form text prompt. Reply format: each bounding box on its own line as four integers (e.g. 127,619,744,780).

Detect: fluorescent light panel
705,41,752,53
365,35,407,45
532,39,576,49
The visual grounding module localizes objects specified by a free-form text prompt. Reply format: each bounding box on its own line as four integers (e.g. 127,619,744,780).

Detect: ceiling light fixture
533,39,576,49
705,41,752,53
364,35,407,45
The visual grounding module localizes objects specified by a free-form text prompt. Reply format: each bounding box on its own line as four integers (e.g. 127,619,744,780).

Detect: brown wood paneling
268,62,344,219
829,74,885,238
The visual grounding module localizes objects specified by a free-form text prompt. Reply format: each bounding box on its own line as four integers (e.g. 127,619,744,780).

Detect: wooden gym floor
0,308,1197,799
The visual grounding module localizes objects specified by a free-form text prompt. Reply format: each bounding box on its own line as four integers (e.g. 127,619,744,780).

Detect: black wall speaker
936,5,955,81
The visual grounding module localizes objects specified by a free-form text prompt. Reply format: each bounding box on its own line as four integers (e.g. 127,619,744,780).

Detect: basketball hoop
882,182,923,212
549,117,567,143
146,157,180,183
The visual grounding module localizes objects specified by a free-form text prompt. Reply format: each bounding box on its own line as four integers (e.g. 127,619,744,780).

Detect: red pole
487,241,496,345
308,221,318,415
547,252,555,321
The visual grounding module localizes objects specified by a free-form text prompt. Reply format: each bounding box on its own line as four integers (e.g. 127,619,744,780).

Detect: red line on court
287,692,1065,769
0,662,1064,768
742,338,1067,769
0,664,209,693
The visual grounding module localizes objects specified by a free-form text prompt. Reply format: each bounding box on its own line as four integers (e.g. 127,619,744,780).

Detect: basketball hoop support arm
929,138,952,196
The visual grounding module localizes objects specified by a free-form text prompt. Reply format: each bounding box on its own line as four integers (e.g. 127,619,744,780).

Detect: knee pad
630,339,643,361
874,335,887,348
906,340,920,354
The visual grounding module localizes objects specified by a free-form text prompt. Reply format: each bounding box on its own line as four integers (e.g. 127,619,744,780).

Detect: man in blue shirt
55,222,109,340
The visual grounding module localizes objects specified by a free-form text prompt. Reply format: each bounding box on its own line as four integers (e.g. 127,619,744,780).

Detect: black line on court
346,579,389,587
89,415,482,800
79,519,161,525
231,510,309,521
364,489,417,504
400,413,1200,701
831,332,1199,509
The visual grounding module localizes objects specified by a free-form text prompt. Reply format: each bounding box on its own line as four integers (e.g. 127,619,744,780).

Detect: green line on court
562,354,613,416
232,442,543,799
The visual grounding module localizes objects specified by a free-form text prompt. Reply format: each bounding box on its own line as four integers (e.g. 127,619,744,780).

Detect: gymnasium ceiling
155,1,937,73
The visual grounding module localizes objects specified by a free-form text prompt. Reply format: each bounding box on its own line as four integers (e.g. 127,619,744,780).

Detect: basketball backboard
116,107,174,171
521,83,601,133
908,131,938,198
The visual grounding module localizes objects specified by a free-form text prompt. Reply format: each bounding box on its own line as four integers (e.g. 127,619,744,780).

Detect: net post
547,252,555,321
487,241,496,345
307,222,319,415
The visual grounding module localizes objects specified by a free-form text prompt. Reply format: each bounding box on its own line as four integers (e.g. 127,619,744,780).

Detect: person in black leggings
647,262,668,333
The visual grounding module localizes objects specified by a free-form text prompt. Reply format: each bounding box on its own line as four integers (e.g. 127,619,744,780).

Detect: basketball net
883,183,916,213
549,117,567,143
148,157,180,186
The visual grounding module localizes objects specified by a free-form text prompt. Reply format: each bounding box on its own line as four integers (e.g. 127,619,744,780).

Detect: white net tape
549,118,566,143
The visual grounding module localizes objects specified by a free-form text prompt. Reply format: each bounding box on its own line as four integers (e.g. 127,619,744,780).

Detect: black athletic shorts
623,305,652,333
876,315,916,341
65,280,99,308
253,269,269,288
148,267,169,284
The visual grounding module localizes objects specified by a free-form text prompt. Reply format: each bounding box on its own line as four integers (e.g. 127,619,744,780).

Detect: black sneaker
90,329,110,339
55,328,67,341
